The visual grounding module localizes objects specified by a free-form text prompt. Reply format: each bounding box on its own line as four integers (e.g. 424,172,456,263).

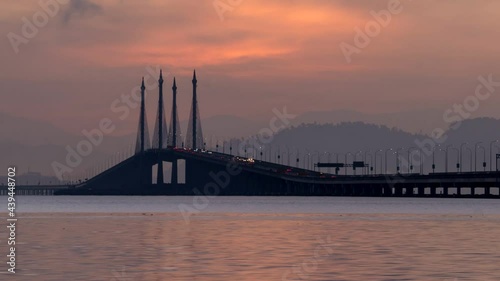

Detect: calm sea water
2,196,500,280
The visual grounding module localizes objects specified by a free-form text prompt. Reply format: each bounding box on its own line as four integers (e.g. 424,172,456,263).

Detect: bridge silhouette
55,71,500,197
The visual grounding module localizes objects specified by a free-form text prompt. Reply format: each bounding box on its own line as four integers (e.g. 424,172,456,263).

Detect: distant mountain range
291,109,445,134
242,118,500,174
1,110,499,176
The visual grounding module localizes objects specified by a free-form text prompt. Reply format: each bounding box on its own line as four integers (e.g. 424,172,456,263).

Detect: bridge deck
51,148,500,198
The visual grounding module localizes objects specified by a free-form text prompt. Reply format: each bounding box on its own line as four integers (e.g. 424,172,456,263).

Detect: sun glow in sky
1,0,500,135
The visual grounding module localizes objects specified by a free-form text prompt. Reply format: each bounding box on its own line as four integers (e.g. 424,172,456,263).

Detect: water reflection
8,213,500,280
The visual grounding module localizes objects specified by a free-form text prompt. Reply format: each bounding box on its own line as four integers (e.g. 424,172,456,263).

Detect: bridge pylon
167,77,182,147
153,70,168,184
186,70,204,150
168,77,182,185
134,77,150,154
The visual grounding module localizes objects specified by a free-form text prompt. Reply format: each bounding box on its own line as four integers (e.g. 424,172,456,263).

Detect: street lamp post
286,146,290,166
355,151,363,160
445,144,453,173
354,150,362,175
310,150,315,171
374,149,382,175
315,150,320,172
304,151,308,170
396,147,404,174
465,147,473,172
460,143,468,173
490,140,499,172
270,145,274,163
432,145,441,174
327,152,332,173
407,147,416,174
479,145,486,172
345,152,353,176
365,150,372,175
451,147,460,172
385,148,393,174
336,153,340,175
475,142,483,172
363,150,373,175
295,148,300,168
419,149,424,174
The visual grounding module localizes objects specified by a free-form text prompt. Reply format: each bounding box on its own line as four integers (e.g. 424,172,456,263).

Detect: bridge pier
485,187,491,197
382,186,392,196
171,160,178,185
417,186,424,196
332,185,339,196
430,187,436,196
364,185,370,196
358,185,365,196
394,186,403,197
405,186,413,197
348,185,353,196
349,185,356,196
351,185,358,196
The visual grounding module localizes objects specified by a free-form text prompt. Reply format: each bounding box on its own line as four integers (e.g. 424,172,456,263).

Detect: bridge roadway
54,148,500,197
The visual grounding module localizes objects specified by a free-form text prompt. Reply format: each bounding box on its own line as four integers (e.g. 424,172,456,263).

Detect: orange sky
1,0,500,135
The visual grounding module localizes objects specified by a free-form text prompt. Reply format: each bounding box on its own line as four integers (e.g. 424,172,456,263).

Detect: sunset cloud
1,0,500,135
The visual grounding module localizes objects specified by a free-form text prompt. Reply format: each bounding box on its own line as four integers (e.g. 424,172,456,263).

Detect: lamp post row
205,138,500,175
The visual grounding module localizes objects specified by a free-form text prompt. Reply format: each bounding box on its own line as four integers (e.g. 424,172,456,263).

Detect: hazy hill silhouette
271,122,421,153
292,109,445,134
269,118,500,153
266,119,499,174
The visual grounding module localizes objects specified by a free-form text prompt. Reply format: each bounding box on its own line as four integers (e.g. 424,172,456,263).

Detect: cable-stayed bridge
45,71,500,197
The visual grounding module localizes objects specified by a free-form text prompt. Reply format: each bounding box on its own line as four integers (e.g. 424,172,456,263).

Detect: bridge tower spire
134,77,150,154
168,77,181,147
192,70,197,150
153,69,168,184
186,69,203,150
168,77,181,185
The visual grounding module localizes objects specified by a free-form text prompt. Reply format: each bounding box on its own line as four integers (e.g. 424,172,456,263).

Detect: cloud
2,0,500,136
62,0,103,25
